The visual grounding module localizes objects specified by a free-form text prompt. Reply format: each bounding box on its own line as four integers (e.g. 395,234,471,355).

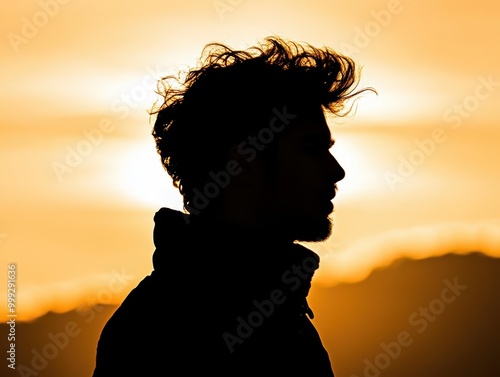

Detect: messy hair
150,36,374,213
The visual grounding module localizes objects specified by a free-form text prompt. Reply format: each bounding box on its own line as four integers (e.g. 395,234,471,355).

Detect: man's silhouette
92,36,372,376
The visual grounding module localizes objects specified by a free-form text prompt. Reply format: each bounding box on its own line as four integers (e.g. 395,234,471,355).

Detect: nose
329,154,345,183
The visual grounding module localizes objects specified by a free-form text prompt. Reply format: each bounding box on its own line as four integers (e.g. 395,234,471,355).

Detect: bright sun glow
117,142,184,210
329,132,386,198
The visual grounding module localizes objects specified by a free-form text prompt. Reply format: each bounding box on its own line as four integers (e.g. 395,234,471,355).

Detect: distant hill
1,252,499,377
309,252,500,377
1,303,116,377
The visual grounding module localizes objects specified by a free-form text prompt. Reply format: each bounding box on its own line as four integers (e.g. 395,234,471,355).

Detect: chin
291,216,333,242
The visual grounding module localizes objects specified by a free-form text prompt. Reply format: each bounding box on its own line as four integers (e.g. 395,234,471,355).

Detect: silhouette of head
151,36,372,242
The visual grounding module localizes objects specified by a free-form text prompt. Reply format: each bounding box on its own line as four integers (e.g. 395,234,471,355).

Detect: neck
192,207,294,244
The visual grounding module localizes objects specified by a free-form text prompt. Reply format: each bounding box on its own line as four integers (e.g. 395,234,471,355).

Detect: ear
226,144,265,187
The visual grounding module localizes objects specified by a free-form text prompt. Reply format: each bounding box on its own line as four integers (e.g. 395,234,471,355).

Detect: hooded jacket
92,207,335,376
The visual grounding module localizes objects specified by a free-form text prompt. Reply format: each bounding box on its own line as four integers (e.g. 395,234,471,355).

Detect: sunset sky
1,0,500,322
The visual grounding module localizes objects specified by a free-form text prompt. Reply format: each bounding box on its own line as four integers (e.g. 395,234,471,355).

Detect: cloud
2,269,138,322
308,219,500,285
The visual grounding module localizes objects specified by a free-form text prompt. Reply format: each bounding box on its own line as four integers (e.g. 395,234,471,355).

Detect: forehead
280,106,332,144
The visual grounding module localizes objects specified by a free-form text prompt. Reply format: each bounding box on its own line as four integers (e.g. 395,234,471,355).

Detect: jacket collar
151,207,320,302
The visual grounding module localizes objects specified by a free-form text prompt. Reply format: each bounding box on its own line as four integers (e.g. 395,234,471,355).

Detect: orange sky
1,0,500,321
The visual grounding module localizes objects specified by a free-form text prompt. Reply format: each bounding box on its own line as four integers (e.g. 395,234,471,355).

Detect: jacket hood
151,207,190,270
152,207,190,248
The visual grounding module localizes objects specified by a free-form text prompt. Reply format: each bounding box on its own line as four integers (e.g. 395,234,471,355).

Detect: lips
328,201,334,212
328,190,336,201
328,184,338,200
319,186,337,213
326,188,336,213
322,197,334,214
